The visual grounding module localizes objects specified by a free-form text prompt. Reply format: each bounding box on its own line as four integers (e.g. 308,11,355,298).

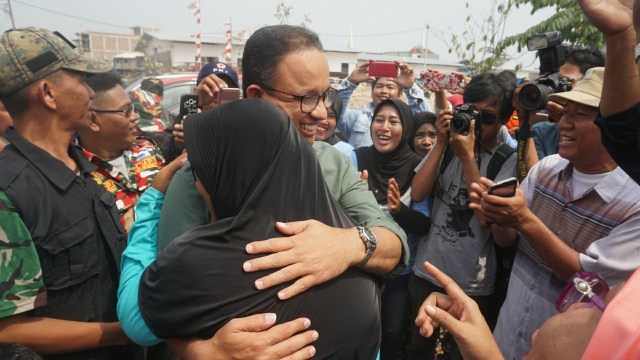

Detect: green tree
274,0,291,24
498,0,603,52
443,1,515,74
274,1,311,28
134,35,167,75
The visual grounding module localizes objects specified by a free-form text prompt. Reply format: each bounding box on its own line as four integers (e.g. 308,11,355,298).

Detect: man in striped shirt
472,67,640,359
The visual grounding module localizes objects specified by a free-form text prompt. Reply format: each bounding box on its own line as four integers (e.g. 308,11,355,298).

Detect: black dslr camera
518,31,572,111
450,104,479,135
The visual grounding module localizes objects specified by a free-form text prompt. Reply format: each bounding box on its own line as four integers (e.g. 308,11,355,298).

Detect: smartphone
488,177,518,197
368,61,398,78
420,72,459,91
176,94,199,124
216,88,242,105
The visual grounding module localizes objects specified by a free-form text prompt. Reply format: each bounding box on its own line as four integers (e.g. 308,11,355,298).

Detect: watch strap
356,226,377,266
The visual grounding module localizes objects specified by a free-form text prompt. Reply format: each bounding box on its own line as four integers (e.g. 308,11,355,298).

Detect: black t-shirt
596,103,640,185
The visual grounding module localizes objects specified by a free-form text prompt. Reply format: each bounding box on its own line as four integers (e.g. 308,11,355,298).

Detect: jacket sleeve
117,188,164,345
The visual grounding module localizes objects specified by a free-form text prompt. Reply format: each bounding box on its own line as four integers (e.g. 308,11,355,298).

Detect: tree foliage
498,0,603,52
444,1,515,74
134,35,167,75
274,0,291,25
274,1,311,28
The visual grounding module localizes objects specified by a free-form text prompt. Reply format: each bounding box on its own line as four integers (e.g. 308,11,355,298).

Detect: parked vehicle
125,73,198,125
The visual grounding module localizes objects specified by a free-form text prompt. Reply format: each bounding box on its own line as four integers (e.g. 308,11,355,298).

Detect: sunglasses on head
555,272,609,313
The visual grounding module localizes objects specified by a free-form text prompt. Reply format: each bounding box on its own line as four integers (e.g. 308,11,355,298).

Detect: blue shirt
336,79,431,149
118,188,163,345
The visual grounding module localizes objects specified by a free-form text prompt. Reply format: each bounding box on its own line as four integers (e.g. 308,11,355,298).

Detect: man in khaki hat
467,66,640,359
0,27,142,358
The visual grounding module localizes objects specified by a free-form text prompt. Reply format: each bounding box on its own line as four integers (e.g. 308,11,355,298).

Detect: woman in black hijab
138,99,380,359
354,98,430,359
409,111,438,158
354,99,425,217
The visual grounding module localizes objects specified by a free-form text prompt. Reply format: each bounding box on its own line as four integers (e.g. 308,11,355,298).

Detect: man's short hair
463,70,516,123
241,25,323,94
564,48,604,75
86,72,123,94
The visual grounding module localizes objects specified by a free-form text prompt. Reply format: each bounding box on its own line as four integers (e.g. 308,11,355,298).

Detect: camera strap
438,143,514,181
516,112,532,182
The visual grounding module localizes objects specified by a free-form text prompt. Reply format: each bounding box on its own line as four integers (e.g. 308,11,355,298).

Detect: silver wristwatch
356,226,377,265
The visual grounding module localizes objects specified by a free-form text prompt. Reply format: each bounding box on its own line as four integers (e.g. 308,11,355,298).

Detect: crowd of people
0,0,639,359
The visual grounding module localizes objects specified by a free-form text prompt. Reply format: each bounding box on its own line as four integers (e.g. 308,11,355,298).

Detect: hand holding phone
488,177,518,197
216,88,242,105
177,94,199,124
368,61,399,78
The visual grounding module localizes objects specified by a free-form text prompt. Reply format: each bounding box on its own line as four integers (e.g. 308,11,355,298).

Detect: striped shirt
494,155,640,360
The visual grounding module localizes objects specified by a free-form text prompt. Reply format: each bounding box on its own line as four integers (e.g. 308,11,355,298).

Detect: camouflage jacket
73,138,164,232
0,191,46,318
129,88,167,132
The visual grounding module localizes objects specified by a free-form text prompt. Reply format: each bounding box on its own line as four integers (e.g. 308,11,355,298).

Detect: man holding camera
337,60,431,148
471,67,640,360
530,48,604,160
407,71,517,359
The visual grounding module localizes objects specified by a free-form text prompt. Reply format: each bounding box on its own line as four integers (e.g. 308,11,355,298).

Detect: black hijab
408,111,437,153
355,99,422,203
139,99,380,358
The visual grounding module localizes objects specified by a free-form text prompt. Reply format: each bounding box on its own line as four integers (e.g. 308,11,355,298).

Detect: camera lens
451,112,472,134
518,83,555,111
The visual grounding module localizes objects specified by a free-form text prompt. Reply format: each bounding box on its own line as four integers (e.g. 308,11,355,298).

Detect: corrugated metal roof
144,31,246,45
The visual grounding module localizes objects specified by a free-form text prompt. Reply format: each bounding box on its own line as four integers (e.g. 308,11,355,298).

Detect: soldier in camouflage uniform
130,77,167,132
73,72,164,232
0,191,46,318
0,27,141,359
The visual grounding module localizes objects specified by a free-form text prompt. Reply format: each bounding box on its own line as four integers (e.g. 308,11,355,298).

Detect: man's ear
85,111,101,132
36,79,57,111
245,84,264,99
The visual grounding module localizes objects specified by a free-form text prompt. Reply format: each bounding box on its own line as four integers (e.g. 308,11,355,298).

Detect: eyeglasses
94,103,136,118
555,272,609,313
260,84,337,114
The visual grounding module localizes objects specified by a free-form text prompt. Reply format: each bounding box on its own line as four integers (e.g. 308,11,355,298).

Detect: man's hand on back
242,220,363,299
168,314,318,360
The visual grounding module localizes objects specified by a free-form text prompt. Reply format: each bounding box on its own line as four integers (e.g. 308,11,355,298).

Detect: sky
0,0,557,70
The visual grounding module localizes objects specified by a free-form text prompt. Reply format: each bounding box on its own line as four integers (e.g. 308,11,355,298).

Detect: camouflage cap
0,27,113,96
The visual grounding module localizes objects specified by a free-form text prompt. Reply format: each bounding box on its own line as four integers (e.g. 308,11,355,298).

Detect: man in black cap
0,27,142,359
195,61,240,109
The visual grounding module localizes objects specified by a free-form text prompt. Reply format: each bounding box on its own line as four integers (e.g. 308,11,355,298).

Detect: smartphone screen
178,94,199,123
